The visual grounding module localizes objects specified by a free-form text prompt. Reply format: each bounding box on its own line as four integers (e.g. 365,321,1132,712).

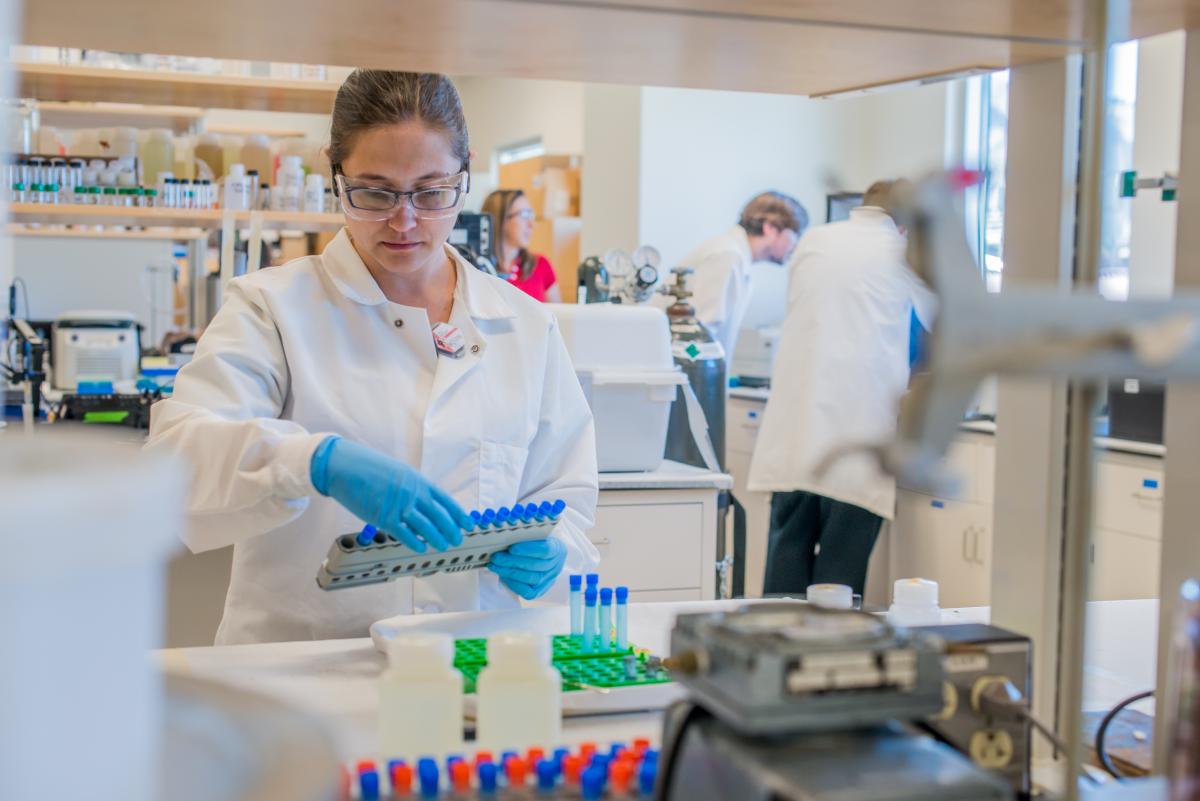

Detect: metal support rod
1057,0,1119,797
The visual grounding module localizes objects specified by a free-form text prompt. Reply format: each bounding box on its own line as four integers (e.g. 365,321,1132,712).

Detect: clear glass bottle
87,186,102,206
102,186,118,207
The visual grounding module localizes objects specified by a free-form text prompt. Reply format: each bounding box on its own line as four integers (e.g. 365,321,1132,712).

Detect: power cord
976,677,1102,787
1094,690,1154,780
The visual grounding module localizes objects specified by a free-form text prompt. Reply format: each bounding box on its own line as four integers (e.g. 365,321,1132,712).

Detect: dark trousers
763,490,883,596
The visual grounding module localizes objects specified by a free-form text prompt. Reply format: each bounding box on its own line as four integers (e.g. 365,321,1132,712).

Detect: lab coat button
471,344,480,353
394,319,405,328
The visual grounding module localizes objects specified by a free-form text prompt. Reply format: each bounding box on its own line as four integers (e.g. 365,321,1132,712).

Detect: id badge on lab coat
432,322,466,358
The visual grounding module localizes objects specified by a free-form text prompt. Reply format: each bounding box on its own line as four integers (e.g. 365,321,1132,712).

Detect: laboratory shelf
15,62,340,114
32,100,206,134
6,203,344,233
5,224,208,241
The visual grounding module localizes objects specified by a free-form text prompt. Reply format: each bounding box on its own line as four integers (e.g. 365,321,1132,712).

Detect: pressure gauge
632,245,661,271
636,264,658,288
603,248,633,277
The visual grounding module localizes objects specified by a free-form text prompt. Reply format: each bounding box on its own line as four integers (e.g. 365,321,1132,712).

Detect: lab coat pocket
479,440,530,508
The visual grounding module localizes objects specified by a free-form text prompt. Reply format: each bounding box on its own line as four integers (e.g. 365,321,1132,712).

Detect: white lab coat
146,229,600,645
676,225,754,359
747,208,936,520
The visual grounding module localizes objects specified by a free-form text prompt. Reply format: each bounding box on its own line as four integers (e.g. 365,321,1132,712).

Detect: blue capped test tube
600,588,613,651
356,524,378,547
550,499,566,519
495,506,511,527
417,757,439,799
480,508,497,530
583,586,598,653
616,586,629,649
569,575,583,636
469,510,483,532
537,759,557,794
478,761,498,795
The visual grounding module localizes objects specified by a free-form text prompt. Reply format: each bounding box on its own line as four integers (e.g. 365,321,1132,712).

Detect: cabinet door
892,492,991,608
1094,458,1164,540
591,501,704,592
1091,527,1161,600
726,397,765,456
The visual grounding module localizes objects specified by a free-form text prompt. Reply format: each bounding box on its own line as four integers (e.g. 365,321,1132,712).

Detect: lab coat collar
321,228,517,321
730,224,754,263
849,206,899,231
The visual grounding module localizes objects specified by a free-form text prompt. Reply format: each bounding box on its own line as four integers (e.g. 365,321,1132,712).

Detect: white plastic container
303,173,325,213
140,129,175,188
887,578,942,627
223,163,249,210
379,633,463,761
549,304,685,472
0,437,184,801
276,155,305,212
475,632,561,751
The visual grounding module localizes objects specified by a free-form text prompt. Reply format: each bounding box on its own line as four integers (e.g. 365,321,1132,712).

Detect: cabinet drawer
591,501,704,591
726,397,766,456
1094,459,1164,540
1092,527,1160,600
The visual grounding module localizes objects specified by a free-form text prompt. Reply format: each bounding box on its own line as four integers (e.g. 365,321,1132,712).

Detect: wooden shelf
33,100,205,133
6,224,208,241
15,62,340,114
5,204,344,233
15,0,1200,97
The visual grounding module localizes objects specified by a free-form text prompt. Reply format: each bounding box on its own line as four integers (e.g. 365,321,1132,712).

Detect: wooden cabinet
892,491,992,608
530,217,582,302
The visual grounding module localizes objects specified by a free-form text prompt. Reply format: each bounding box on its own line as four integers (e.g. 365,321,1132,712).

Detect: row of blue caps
571,573,630,605
355,499,566,547
358,748,659,798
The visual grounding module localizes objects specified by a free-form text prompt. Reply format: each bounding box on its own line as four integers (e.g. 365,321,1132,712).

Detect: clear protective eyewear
333,170,469,221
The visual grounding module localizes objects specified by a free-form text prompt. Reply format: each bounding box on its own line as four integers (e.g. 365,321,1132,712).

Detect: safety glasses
333,169,469,221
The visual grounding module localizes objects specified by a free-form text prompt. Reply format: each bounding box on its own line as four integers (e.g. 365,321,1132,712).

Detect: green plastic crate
453,634,633,667
457,651,672,695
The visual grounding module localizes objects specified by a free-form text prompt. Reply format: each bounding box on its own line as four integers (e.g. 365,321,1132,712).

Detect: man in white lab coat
748,180,936,595
678,191,808,360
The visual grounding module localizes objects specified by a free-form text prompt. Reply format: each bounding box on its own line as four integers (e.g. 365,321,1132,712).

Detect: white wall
455,76,586,205
1129,31,1186,299
581,84,642,258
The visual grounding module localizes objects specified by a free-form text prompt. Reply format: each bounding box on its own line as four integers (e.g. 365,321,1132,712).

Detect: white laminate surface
598,459,733,491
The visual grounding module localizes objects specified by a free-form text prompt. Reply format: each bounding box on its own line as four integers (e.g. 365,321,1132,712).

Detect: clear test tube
102,186,118,207
45,183,61,205
87,186,101,206
68,158,85,192
16,158,30,187
12,182,26,203
27,156,46,185
49,158,67,190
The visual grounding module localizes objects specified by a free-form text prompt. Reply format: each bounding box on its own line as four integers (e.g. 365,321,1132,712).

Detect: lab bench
152,599,1153,768
725,391,1166,609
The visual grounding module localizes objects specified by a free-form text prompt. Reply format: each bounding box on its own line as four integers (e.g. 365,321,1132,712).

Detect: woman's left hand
489,538,567,600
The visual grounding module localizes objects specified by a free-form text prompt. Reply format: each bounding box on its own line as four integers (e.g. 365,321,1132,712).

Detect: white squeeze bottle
222,163,249,210
277,155,305,212
475,632,561,751
303,173,325,213
379,632,464,761
887,578,942,627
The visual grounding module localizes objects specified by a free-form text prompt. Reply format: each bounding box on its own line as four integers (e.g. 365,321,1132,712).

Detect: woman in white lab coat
147,70,600,645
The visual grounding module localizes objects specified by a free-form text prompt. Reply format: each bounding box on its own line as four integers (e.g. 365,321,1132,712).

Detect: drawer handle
1131,492,1162,503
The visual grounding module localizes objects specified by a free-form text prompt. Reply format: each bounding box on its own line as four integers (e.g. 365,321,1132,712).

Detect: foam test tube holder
583,586,598,653
616,586,629,649
569,575,583,636
599,588,613,651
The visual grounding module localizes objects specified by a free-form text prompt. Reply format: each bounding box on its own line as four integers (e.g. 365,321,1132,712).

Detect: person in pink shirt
482,189,562,302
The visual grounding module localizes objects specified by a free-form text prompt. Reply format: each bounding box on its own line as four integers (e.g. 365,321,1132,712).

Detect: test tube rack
316,500,564,590
450,636,671,695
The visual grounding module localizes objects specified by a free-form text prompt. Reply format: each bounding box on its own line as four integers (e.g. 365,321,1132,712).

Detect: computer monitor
826,192,863,223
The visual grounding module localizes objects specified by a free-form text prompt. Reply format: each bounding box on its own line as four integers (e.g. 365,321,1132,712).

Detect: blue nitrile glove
489,538,568,600
311,435,471,553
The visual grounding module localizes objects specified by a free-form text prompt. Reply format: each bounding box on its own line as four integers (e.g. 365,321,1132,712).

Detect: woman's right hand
310,436,472,552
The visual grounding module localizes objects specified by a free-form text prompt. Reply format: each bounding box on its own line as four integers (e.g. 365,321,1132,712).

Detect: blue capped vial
537,758,557,793
359,769,380,801
480,508,497,529
496,507,511,526
581,765,606,801
356,524,378,547
417,757,439,799
550,499,566,518
553,746,570,767
538,500,553,518
639,756,658,796
478,761,498,795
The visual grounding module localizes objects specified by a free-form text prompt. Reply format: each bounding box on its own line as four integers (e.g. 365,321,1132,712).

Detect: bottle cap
359,770,380,801
474,751,493,766
505,755,528,787
390,762,413,795
893,577,939,606
417,757,439,797
551,499,566,516
569,575,582,589
581,766,606,800
585,586,598,605
227,163,246,178
356,759,376,774
386,631,454,669
639,759,658,795
806,583,853,610
600,588,613,605
450,760,471,791
616,586,629,603
562,754,584,784
585,573,599,587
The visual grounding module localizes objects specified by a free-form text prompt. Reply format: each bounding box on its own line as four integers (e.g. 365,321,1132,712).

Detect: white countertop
598,459,733,491
728,386,770,402
156,598,1154,763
